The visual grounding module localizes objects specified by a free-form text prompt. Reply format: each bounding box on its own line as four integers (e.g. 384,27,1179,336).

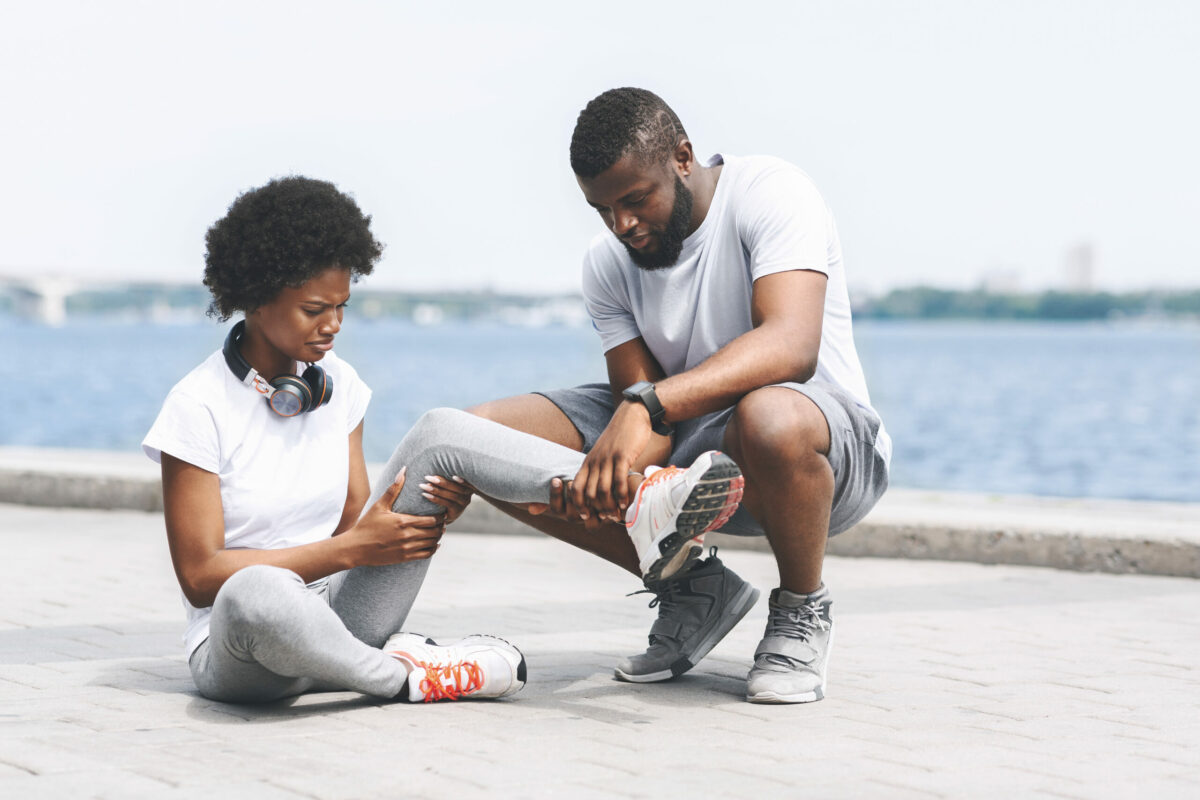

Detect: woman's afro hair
203,176,383,320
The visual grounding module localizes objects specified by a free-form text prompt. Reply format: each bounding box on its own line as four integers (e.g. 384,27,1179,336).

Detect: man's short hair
569,88,688,178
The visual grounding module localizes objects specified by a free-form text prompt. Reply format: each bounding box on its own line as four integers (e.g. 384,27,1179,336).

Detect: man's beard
623,175,694,271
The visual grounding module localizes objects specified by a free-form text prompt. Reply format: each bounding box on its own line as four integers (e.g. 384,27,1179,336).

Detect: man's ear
672,139,696,177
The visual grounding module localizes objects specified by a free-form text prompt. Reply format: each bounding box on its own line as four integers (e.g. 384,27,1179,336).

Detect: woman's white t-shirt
142,347,371,656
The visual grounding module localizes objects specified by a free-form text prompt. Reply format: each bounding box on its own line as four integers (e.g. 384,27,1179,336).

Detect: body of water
5,316,1198,503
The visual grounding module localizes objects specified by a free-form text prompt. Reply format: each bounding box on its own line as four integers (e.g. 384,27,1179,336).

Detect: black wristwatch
622,381,673,436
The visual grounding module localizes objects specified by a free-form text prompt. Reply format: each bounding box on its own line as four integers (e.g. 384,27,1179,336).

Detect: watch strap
622,381,673,436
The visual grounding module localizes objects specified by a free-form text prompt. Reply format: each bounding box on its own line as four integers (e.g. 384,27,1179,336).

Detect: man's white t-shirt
582,153,890,464
142,346,371,657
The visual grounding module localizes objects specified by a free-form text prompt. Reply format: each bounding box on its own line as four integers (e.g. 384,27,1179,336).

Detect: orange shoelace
416,660,485,702
642,466,682,489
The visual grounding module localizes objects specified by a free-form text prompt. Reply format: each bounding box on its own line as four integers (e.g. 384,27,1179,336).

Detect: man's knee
727,388,831,466
468,393,584,450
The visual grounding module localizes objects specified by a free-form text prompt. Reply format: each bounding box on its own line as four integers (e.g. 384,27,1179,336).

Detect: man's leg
470,392,765,683
468,393,644,574
721,387,833,595
722,382,888,704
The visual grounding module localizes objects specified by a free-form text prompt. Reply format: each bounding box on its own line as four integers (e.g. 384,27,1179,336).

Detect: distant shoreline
2,282,1198,324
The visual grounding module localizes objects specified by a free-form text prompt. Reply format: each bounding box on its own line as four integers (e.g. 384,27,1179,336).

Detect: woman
143,176,528,703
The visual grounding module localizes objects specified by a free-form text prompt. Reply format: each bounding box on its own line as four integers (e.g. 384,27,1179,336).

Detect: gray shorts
536,380,889,537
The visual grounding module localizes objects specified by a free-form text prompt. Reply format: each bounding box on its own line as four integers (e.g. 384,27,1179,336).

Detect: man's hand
571,400,653,519
544,477,612,529
345,468,445,565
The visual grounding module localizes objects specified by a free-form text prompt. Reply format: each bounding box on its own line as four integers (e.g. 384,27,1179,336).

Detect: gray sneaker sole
614,580,761,683
642,454,745,584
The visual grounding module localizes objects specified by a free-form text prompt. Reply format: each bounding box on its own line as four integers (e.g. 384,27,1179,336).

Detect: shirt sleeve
335,357,372,434
581,241,642,353
141,389,221,472
738,164,832,282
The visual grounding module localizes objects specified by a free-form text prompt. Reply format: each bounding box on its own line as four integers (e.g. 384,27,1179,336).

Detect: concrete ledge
0,447,163,511
820,490,1200,578
3,446,1198,578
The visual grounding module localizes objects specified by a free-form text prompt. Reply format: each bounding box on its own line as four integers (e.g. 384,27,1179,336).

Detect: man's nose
612,208,637,237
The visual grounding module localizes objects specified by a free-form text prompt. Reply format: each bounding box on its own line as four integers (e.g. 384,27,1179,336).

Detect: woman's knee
214,565,305,629
413,407,469,437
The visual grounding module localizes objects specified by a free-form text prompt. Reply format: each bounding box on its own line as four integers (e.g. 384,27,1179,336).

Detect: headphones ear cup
268,374,314,417
301,364,333,410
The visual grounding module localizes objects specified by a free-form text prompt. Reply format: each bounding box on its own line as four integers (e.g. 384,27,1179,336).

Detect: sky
1,0,1197,295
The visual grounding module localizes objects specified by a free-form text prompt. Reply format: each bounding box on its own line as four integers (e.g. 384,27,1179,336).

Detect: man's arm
655,269,826,419
572,268,828,514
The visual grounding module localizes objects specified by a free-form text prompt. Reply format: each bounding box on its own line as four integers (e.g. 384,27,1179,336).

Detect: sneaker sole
614,580,761,683
745,625,834,704
642,453,745,583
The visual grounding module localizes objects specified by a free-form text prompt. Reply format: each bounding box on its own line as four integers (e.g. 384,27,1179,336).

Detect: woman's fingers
374,466,407,511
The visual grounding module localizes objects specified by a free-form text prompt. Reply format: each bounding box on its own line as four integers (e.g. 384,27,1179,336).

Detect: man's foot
385,632,527,702
625,450,744,582
746,586,834,704
615,548,760,683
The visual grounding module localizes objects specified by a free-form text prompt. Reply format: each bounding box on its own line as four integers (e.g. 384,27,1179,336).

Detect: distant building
1063,242,1096,292
980,268,1023,294
0,274,76,326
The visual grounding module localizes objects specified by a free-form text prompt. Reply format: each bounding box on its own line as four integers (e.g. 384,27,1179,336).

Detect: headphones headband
222,320,273,394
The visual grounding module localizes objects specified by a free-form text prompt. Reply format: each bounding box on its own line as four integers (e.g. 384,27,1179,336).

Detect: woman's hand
346,468,445,565
419,474,473,525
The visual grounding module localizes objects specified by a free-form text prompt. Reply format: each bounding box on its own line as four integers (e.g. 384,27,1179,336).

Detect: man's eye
303,308,322,317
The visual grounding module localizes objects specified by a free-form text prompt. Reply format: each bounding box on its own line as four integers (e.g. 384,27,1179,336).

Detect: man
471,87,890,704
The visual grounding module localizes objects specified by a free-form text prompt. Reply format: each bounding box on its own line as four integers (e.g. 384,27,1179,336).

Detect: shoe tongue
773,586,828,608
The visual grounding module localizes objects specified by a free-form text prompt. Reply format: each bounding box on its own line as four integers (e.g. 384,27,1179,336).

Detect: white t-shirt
582,153,891,464
143,347,371,656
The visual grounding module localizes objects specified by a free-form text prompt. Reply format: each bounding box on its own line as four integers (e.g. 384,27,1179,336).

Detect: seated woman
143,176,529,703
146,175,744,705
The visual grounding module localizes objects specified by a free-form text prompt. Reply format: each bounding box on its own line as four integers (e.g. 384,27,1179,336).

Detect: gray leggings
189,408,585,703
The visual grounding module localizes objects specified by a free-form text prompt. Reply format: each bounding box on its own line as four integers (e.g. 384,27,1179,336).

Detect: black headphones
222,320,333,417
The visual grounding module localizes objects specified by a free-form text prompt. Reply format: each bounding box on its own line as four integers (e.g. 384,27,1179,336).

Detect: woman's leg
329,407,588,644
191,565,408,703
373,407,586,514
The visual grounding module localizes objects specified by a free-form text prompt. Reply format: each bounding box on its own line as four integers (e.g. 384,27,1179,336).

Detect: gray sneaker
746,586,834,703
615,549,760,683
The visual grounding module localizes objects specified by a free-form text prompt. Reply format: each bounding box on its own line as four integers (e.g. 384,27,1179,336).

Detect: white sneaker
625,451,744,582
384,632,527,702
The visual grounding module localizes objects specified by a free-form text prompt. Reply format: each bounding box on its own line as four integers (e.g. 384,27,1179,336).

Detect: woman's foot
624,451,744,582
385,633,527,702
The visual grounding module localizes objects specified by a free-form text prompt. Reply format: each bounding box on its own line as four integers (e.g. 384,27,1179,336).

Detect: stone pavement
2,504,1199,799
